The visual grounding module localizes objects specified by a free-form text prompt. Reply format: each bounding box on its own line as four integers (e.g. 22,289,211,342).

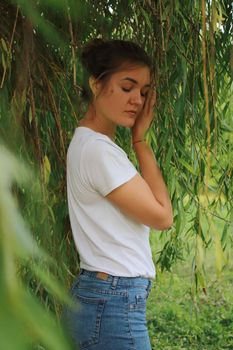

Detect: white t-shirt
67,127,155,278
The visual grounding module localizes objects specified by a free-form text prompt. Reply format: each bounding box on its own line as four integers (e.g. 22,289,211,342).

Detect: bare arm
107,89,173,230
132,142,173,228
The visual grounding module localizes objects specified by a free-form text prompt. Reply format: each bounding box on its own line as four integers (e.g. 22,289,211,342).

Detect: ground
147,230,233,350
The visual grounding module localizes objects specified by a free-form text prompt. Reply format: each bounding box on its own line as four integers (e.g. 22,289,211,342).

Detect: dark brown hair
80,38,152,101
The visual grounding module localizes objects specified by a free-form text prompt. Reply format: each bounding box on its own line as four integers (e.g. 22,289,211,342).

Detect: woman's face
94,65,151,128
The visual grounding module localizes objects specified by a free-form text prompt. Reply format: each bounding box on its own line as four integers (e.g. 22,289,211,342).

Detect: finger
144,90,156,114
150,91,156,108
143,89,153,112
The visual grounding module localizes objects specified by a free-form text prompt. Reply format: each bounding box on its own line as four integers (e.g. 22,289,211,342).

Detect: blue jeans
61,269,153,350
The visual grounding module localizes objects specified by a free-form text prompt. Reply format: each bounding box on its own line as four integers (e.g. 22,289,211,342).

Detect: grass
147,267,233,349
147,223,233,350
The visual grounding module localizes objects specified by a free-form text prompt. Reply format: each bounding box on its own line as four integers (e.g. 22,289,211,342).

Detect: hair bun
81,38,106,73
85,38,105,49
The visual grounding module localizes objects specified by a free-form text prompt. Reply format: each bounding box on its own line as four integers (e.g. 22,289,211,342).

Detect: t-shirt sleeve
81,138,137,196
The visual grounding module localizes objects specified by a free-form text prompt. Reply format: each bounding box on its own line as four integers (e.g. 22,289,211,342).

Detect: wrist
132,133,146,145
132,139,145,146
132,140,148,151
132,130,145,143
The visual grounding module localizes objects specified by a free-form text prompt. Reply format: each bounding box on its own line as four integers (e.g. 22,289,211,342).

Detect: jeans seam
126,291,137,350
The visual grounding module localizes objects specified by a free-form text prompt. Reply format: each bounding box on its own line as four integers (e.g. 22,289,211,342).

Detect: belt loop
111,276,119,290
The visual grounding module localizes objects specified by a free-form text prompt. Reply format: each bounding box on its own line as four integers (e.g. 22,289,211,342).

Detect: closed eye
122,87,148,97
122,87,131,92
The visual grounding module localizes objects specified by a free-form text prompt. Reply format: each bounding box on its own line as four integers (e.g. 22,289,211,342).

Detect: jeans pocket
128,289,147,311
63,291,106,349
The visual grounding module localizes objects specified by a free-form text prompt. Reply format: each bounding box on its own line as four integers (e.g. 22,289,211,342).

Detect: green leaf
178,158,198,176
196,234,205,271
1,38,8,53
1,53,6,70
28,106,33,125
43,155,51,185
18,288,72,350
164,142,173,171
140,7,152,30
214,231,225,275
31,264,74,307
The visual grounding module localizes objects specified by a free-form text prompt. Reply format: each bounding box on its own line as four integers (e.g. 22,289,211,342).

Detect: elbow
151,211,173,231
160,206,173,230
162,215,173,230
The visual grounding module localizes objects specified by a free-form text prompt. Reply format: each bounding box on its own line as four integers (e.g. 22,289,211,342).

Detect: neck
80,105,116,141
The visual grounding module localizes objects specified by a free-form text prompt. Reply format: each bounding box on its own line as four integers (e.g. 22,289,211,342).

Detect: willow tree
0,0,232,347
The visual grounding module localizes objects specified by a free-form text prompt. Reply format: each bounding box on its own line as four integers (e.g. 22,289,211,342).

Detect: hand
132,89,156,142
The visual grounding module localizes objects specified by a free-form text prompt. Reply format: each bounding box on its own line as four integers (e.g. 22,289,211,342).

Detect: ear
89,76,99,96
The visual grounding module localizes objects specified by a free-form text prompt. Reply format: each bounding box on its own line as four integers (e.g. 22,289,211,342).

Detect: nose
130,91,143,106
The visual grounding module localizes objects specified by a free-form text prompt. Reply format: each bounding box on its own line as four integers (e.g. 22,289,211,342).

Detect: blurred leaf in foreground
0,145,72,350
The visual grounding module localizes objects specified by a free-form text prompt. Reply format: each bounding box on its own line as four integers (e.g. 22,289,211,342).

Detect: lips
125,110,137,116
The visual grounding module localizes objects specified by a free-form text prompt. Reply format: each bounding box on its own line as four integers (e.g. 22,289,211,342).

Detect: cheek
104,87,127,110
107,89,122,104
104,88,115,100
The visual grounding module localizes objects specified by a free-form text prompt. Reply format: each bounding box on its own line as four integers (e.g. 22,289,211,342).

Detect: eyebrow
121,77,150,87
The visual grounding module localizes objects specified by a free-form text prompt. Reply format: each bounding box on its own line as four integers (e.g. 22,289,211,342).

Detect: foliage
0,0,232,348
147,242,233,350
0,145,72,349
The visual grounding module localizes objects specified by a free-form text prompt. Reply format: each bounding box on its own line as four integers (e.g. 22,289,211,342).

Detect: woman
62,39,173,350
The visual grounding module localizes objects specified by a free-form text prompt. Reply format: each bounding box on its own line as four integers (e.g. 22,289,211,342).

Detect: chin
121,119,136,128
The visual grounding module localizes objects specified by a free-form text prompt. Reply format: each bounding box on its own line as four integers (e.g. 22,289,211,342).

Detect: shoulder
83,135,127,160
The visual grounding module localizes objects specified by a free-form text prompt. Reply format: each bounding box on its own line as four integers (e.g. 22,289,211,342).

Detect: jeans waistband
79,269,152,291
